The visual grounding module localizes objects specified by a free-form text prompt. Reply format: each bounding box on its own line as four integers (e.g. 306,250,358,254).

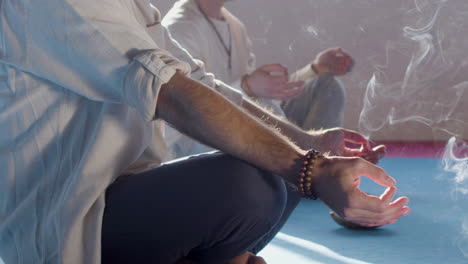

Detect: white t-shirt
162,0,292,157
163,0,287,113
0,0,242,263
163,0,319,109
163,0,255,87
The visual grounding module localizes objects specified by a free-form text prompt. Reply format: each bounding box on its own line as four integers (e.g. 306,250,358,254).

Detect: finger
343,202,409,224
345,56,355,70
379,195,409,214
336,48,353,60
351,189,386,213
358,145,386,163
343,147,363,157
333,58,348,75
389,196,410,208
342,128,368,144
347,58,355,73
327,47,341,55
339,63,348,74
260,63,288,73
343,145,376,158
336,50,351,60
358,154,379,164
373,145,387,158
346,215,400,227
359,146,387,158
332,212,398,228
269,74,288,84
354,159,397,187
345,196,410,225
360,219,398,227
275,81,305,90
380,186,397,203
342,129,369,146
266,80,304,97
270,87,304,100
335,52,354,74
344,204,409,222
357,147,383,157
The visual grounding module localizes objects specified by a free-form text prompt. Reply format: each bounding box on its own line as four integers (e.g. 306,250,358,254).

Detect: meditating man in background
0,1,408,264
162,0,354,157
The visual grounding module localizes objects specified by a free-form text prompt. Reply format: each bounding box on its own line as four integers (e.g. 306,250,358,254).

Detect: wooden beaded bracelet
298,149,324,199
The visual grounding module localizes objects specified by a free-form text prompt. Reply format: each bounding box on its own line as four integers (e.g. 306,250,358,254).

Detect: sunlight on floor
259,233,372,264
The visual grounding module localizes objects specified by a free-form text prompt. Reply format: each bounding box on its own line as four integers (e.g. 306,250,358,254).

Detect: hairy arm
241,98,307,144
157,72,303,180
241,98,387,163
157,73,408,228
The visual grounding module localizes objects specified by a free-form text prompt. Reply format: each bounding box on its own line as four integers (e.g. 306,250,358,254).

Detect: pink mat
376,141,468,158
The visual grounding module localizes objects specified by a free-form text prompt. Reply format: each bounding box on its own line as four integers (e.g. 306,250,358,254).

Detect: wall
153,0,468,141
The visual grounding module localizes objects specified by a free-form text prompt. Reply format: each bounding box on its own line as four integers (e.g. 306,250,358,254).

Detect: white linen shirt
0,0,242,263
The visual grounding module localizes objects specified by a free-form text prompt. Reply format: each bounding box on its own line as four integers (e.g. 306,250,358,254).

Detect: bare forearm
157,72,303,181
241,98,312,147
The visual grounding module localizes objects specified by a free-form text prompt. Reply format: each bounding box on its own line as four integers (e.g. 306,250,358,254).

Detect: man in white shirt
0,1,408,264
162,0,354,157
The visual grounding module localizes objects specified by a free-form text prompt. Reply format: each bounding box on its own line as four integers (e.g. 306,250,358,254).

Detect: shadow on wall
152,0,467,142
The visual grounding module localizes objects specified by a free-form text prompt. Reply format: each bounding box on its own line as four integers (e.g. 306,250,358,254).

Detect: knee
318,74,344,93
216,155,288,225
314,76,345,108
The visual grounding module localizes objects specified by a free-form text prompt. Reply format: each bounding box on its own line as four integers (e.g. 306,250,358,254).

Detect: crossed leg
102,152,300,264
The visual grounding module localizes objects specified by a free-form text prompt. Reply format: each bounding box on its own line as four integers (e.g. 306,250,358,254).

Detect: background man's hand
243,64,304,100
312,48,355,76
312,156,410,227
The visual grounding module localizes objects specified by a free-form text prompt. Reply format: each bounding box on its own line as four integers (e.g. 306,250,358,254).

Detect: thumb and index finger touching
353,158,396,187
341,129,371,150
348,159,409,212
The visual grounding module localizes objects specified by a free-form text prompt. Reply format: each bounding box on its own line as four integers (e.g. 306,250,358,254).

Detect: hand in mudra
244,64,304,100
304,128,386,164
312,48,355,76
311,156,410,228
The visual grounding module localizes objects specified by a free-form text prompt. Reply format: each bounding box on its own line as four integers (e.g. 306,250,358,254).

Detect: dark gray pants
282,75,345,130
101,152,300,264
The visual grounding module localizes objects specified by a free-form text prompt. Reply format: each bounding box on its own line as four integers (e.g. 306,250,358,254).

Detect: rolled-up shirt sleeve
2,0,190,121
127,50,190,120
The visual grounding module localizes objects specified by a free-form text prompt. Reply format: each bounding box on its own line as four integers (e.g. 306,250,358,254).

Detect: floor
258,158,468,264
1,158,465,264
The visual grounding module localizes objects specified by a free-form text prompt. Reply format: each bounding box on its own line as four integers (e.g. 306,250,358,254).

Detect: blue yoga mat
1,158,465,264
259,158,468,264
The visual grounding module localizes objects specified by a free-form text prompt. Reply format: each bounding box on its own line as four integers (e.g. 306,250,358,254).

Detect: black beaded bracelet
298,149,324,199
